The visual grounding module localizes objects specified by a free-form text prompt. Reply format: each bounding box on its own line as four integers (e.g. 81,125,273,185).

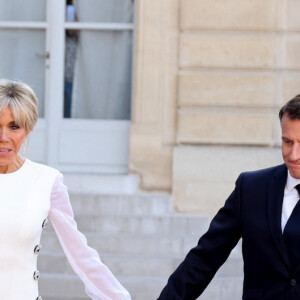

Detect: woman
0,79,131,300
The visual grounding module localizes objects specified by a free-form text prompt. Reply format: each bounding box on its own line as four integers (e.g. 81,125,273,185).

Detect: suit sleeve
49,173,131,300
157,173,243,300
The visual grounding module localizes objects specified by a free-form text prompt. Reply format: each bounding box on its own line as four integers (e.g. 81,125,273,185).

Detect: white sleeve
48,173,131,300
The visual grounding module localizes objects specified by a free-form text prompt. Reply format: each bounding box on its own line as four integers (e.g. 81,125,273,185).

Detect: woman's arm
49,173,131,300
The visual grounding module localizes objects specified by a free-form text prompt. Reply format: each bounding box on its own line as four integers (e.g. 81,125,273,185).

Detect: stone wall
130,0,178,191
130,0,300,216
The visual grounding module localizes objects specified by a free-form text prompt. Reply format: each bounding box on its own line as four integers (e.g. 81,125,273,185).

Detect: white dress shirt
281,171,300,232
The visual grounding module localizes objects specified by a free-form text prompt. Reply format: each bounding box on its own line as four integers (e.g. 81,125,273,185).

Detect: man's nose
0,128,9,142
290,144,300,161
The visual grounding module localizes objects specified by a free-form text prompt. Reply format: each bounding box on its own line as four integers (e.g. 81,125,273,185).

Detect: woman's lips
0,148,11,156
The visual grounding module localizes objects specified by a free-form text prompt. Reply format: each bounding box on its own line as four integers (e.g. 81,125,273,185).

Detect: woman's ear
23,130,31,145
23,134,29,144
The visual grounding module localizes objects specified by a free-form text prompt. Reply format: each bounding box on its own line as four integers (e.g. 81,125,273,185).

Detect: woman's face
0,107,28,172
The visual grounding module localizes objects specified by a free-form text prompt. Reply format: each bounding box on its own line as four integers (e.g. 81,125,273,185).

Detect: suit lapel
267,164,291,271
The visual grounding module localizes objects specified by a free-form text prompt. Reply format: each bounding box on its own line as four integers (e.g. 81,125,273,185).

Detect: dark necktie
283,184,300,266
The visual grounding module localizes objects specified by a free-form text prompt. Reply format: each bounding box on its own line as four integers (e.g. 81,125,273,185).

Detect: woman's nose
0,128,9,142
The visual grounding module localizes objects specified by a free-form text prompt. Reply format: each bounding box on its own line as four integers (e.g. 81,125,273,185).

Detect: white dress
0,159,131,300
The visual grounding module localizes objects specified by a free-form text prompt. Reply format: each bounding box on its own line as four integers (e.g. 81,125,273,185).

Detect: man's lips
288,161,300,166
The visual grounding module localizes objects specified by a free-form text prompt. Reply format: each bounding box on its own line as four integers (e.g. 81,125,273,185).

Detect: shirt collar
286,170,300,192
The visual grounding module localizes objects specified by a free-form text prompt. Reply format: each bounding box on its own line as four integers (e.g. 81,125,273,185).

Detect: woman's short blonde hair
0,79,38,133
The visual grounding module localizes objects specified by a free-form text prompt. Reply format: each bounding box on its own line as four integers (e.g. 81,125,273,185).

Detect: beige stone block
179,72,277,107
275,76,300,146
281,76,300,106
180,34,277,69
129,130,172,191
177,109,274,145
286,1,300,30
283,36,300,69
132,0,178,129
130,0,179,191
181,0,278,30
173,146,283,182
173,146,283,215
175,182,233,216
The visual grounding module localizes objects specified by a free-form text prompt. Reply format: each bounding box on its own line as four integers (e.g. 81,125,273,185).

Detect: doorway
0,0,134,173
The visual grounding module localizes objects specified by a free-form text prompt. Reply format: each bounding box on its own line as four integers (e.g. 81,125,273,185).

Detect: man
157,95,300,300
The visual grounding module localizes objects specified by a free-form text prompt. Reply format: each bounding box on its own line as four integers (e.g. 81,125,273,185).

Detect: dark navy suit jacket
158,164,300,300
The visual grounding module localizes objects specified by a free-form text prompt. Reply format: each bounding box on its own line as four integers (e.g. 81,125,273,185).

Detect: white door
0,0,49,162
0,0,134,174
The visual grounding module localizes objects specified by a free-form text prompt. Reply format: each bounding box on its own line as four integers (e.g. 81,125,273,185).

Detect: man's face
281,113,300,179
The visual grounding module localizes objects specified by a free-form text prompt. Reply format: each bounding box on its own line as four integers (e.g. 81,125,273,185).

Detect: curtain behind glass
0,0,46,117
0,29,46,117
75,0,133,23
72,0,133,119
0,0,46,21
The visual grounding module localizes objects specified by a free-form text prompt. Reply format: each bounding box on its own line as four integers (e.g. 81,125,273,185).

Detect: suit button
36,297,42,300
33,270,40,280
290,279,297,286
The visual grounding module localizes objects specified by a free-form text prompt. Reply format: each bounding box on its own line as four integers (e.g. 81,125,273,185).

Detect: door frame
1,0,135,174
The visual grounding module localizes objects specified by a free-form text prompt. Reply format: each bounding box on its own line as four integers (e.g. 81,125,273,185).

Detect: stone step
38,253,181,277
69,194,172,215
38,251,243,278
46,213,210,236
39,273,243,300
40,231,203,256
64,174,140,195
39,192,244,300
39,274,166,300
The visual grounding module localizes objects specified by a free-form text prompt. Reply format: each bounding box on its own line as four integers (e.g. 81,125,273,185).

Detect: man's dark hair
279,95,300,121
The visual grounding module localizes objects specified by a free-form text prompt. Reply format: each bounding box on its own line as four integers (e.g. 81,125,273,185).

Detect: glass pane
0,0,46,22
0,29,46,117
74,0,134,23
65,30,132,119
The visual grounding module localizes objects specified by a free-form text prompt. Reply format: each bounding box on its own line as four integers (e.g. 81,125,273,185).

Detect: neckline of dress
0,158,28,176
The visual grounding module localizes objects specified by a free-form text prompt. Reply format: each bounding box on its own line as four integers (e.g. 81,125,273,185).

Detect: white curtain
72,0,134,119
0,0,46,117
0,0,46,22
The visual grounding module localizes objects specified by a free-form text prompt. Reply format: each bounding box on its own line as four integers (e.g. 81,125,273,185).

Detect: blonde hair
0,79,38,133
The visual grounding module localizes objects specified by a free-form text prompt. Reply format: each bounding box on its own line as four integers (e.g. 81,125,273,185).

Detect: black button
290,279,297,286
36,296,42,300
42,219,48,229
34,245,42,255
33,270,40,280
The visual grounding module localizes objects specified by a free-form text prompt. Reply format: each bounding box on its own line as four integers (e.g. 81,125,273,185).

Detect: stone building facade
130,0,300,217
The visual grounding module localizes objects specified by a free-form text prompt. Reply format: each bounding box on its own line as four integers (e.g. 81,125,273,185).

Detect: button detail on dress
290,279,297,286
33,270,40,280
42,219,48,229
34,245,42,254
36,296,42,300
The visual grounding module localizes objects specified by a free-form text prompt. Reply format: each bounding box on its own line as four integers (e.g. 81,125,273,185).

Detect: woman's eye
10,125,20,130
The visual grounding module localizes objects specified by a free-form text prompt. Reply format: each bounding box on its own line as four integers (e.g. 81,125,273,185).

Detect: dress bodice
0,159,131,300
0,159,58,300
